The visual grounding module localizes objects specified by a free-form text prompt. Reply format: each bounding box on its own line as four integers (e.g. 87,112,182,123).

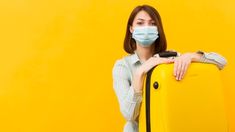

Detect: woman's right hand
133,57,174,93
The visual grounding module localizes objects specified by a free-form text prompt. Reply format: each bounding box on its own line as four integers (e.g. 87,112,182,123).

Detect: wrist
136,67,146,76
191,52,203,62
133,68,146,94
134,88,143,94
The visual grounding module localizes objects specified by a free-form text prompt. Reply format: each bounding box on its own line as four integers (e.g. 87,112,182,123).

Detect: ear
129,26,133,33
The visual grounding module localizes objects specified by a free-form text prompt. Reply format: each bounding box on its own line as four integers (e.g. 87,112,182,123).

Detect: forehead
134,10,153,21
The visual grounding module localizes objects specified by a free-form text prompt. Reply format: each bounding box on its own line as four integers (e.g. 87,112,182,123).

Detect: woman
112,5,227,132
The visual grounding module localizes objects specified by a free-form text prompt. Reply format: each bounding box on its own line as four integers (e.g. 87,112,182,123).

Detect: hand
173,53,194,81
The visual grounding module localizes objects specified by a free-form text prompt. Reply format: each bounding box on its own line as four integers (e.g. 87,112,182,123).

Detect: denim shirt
112,51,227,132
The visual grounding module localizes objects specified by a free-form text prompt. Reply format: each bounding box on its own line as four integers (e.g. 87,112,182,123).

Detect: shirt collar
129,51,142,65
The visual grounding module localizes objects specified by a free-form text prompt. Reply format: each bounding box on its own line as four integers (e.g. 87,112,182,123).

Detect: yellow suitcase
139,63,228,132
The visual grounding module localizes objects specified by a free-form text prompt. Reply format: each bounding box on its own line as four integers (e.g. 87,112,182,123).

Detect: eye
151,22,156,25
136,22,143,25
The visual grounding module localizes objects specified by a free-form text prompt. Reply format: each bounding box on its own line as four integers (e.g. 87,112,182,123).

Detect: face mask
132,26,159,47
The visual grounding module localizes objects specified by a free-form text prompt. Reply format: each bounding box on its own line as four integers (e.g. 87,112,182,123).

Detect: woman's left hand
173,53,195,81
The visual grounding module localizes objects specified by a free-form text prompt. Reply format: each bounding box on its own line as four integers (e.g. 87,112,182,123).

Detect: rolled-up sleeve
197,51,227,70
112,60,142,121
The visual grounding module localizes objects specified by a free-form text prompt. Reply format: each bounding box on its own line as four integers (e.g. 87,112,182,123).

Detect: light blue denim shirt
112,51,227,132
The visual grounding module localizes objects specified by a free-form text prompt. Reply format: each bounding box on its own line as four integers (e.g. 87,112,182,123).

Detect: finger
166,58,174,63
181,61,190,79
179,62,186,80
173,59,178,76
176,60,182,80
174,59,181,79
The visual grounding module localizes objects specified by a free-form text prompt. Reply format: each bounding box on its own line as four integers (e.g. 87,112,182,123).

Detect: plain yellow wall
0,0,234,132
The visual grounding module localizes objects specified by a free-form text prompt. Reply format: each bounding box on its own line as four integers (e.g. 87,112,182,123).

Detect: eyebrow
137,18,154,22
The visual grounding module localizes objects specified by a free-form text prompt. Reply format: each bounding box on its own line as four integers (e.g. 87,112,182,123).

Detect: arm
173,51,227,81
196,51,227,70
112,60,142,121
112,57,174,121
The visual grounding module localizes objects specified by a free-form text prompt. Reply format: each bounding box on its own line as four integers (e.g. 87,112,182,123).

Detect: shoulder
113,54,135,68
112,54,134,77
113,57,126,69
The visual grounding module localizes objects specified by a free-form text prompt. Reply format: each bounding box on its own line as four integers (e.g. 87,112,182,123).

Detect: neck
135,44,155,62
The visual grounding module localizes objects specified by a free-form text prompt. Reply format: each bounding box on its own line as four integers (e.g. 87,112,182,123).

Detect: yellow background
0,0,234,132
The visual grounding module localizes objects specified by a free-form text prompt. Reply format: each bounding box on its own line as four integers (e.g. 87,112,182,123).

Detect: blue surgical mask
132,26,159,47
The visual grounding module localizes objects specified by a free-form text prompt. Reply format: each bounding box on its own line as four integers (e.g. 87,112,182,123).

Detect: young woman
112,5,227,132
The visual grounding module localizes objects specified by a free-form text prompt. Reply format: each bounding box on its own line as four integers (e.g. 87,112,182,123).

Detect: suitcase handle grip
157,51,178,58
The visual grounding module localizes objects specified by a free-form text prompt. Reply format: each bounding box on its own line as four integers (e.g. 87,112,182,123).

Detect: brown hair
124,5,167,54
